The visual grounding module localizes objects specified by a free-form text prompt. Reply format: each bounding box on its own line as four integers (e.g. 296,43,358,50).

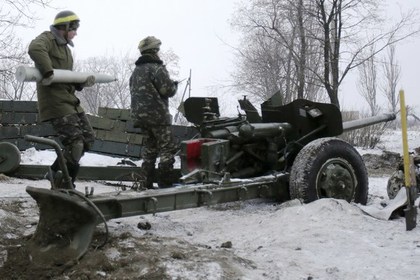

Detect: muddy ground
0,152,402,280
0,193,255,280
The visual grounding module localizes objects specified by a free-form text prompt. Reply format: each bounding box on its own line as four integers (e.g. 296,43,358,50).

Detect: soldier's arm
28,34,54,78
152,66,178,98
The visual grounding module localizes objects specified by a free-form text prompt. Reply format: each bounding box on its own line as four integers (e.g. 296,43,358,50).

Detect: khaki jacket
28,29,83,121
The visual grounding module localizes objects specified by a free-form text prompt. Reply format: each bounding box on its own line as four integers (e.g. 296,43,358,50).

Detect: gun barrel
239,123,292,139
342,112,396,132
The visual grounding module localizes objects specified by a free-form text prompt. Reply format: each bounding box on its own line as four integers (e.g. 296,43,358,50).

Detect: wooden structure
0,100,197,158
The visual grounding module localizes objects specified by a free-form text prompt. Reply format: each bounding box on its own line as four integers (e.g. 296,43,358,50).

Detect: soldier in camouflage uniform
130,36,178,188
28,11,95,188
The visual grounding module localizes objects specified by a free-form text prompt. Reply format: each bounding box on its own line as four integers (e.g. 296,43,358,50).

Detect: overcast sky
18,0,420,114
20,0,239,102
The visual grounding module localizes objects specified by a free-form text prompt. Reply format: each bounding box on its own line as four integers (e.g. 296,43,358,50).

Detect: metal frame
89,173,288,220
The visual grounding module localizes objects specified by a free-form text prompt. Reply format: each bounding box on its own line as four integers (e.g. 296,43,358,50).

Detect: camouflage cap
138,36,162,53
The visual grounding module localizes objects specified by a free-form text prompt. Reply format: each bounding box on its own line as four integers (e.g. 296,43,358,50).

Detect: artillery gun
23,94,395,266
179,95,395,203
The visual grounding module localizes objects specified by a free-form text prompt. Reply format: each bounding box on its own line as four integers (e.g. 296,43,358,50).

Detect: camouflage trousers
50,112,95,166
140,125,176,167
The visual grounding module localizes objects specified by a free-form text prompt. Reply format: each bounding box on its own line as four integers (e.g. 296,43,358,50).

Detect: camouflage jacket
130,54,178,126
28,27,83,122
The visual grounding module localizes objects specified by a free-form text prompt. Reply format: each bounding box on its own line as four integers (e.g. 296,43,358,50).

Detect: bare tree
0,0,50,62
231,35,290,104
0,55,37,100
232,0,323,105
232,0,419,109
74,54,133,114
0,0,52,100
381,45,400,114
313,0,419,108
161,48,180,79
357,45,380,116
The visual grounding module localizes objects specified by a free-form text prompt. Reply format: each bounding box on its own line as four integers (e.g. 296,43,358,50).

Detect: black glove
41,71,54,85
75,84,84,91
43,71,53,78
75,75,95,91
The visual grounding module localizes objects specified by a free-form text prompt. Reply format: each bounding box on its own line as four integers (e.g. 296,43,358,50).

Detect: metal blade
26,186,98,266
404,204,417,231
358,187,408,220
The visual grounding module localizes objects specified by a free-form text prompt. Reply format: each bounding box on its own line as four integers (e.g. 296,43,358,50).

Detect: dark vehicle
180,94,395,203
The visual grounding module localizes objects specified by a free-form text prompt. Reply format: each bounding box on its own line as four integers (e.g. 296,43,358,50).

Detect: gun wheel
289,137,368,204
0,142,21,174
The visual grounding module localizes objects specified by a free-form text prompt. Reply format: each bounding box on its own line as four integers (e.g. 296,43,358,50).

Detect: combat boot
45,167,63,189
156,162,175,188
140,162,155,189
67,163,80,189
44,159,62,189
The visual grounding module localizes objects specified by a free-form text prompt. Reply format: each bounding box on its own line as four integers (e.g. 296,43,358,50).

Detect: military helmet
138,36,162,53
53,10,80,30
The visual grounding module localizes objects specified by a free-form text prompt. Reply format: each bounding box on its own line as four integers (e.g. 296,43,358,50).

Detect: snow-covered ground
1,129,420,279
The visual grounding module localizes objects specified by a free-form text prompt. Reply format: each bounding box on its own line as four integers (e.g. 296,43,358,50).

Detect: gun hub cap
316,158,357,200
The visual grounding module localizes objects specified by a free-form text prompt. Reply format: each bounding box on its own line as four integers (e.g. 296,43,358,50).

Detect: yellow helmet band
53,15,79,25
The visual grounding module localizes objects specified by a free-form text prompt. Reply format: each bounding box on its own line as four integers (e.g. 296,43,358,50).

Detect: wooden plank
124,122,197,139
94,129,145,145
90,139,141,158
0,100,38,113
111,120,127,131
0,112,39,124
87,114,126,131
0,126,20,139
6,137,141,156
87,114,114,130
5,135,141,156
92,123,196,145
2,137,62,151
97,107,131,121
20,123,56,137
125,120,143,133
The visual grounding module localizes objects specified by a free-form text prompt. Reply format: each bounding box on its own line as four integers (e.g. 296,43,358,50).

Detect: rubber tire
0,142,21,174
289,137,368,205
